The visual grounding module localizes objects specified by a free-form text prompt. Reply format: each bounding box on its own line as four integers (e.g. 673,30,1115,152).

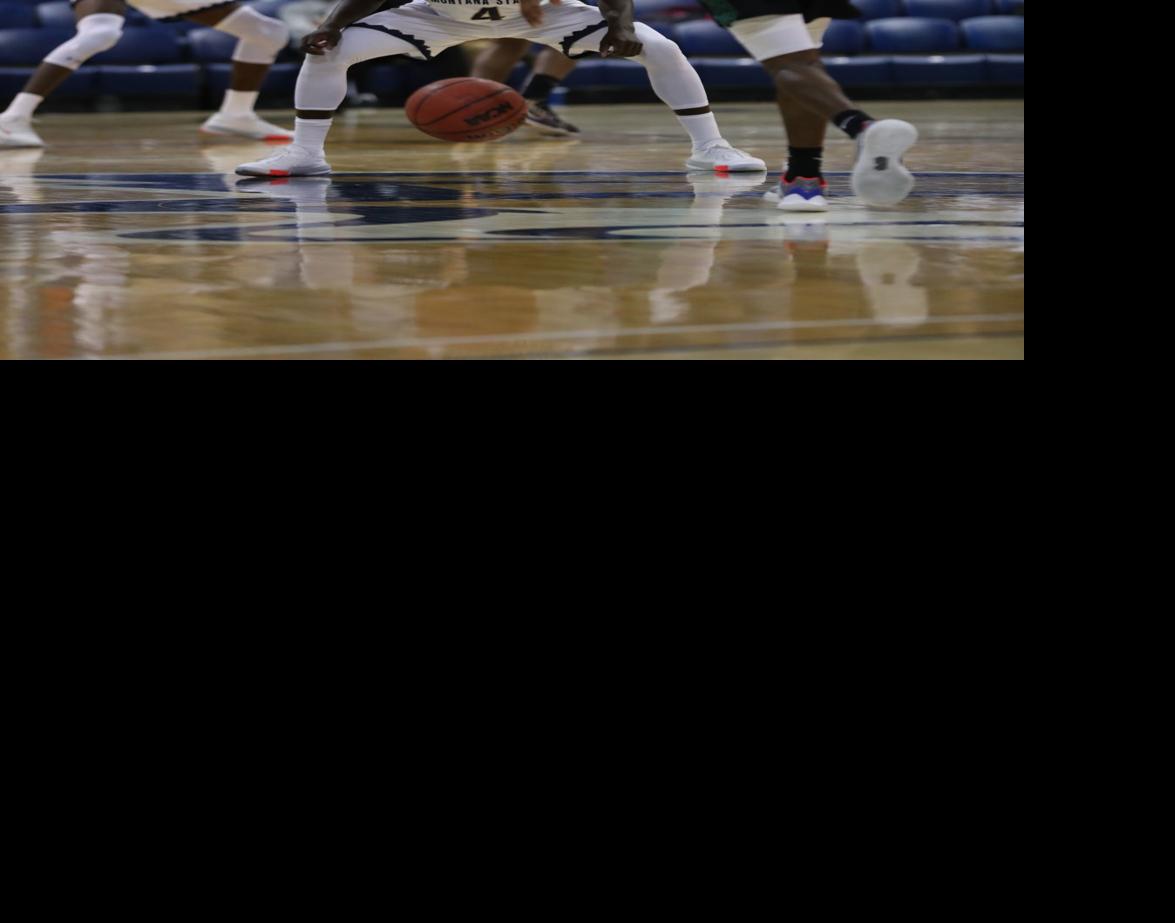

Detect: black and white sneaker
851,119,918,207
523,102,581,138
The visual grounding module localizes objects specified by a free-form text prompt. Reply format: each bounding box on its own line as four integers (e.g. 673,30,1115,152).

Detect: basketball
406,78,528,143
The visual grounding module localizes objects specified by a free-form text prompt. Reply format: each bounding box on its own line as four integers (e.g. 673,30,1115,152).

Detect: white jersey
351,0,609,60
421,0,540,23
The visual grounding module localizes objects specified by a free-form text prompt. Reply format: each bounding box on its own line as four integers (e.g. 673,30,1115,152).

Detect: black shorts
698,0,862,27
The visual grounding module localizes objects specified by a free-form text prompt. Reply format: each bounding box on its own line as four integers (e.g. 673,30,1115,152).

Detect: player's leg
0,0,127,148
236,21,432,176
188,3,294,141
471,37,531,82
730,14,917,207
538,8,764,172
762,49,834,211
471,39,579,137
520,48,579,137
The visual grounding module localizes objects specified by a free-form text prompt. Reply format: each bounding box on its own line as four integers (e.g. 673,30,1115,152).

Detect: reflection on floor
0,101,1024,359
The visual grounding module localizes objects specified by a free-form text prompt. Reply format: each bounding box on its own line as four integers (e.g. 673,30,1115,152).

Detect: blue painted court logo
0,171,1025,243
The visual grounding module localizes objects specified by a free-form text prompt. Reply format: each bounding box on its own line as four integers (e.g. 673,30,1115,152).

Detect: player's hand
302,27,342,55
600,25,642,57
520,0,545,27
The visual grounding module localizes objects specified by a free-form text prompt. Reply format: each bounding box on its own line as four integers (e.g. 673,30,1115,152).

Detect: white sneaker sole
235,163,332,177
686,158,767,173
522,118,576,138
851,119,917,207
0,130,45,149
778,195,829,212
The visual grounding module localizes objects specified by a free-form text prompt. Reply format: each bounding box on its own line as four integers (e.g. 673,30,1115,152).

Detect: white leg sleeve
295,26,420,111
631,23,709,111
216,6,290,66
43,14,125,70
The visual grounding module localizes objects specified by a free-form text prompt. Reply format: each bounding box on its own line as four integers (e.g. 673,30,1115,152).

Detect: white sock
293,117,331,155
2,93,44,122
678,113,721,149
220,90,259,117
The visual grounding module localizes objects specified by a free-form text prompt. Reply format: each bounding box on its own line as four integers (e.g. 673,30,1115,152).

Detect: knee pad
44,14,125,70
217,7,289,65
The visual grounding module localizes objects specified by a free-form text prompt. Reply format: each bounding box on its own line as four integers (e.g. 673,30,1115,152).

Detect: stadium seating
849,0,905,20
0,3,36,29
822,20,867,56
0,0,1025,108
903,0,992,21
866,18,961,53
960,15,1024,52
674,19,745,56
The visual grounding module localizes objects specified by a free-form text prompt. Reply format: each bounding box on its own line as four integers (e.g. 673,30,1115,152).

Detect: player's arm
302,0,386,54
596,0,643,57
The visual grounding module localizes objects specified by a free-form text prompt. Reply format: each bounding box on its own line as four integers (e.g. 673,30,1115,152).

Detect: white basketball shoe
236,145,331,177
686,139,766,173
201,112,295,143
0,117,45,149
851,119,918,207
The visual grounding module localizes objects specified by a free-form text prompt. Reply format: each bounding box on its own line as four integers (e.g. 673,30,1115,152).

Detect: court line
95,313,1025,361
487,330,1027,361
35,171,1025,178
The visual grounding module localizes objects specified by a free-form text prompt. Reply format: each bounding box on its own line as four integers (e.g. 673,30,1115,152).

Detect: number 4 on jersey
472,7,503,20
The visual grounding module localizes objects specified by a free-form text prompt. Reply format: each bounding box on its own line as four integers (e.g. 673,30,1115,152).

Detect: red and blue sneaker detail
762,176,829,212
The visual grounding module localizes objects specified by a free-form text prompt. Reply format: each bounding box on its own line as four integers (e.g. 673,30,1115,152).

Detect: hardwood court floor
0,100,1023,360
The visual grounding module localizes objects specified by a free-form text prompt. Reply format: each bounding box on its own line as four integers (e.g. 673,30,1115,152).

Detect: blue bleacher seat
866,17,960,52
633,0,703,18
821,20,866,55
0,3,36,28
186,27,238,61
960,15,1023,51
904,0,991,20
35,1,158,29
993,0,1023,12
97,63,200,96
643,21,678,40
822,55,895,86
0,64,97,96
891,53,986,84
90,28,182,63
34,1,72,28
0,26,74,64
601,58,651,87
985,52,1023,83
561,59,611,87
674,19,744,55
358,62,407,96
204,60,298,96
849,0,903,20
690,57,774,89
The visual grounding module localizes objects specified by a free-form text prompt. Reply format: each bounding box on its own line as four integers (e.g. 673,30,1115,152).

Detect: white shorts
728,14,829,61
70,0,241,19
349,0,611,60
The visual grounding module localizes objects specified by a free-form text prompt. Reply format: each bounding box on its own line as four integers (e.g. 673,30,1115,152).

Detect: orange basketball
405,77,528,143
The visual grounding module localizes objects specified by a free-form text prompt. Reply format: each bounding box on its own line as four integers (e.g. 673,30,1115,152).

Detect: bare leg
759,47,916,207
761,49,855,124
16,0,126,100
530,48,576,84
187,4,271,93
471,38,531,82
192,3,292,138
